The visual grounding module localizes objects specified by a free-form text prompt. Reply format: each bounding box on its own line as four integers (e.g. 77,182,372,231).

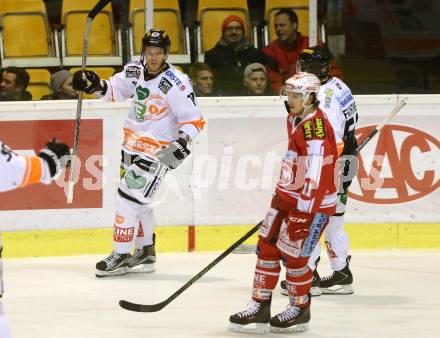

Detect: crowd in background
0,6,343,101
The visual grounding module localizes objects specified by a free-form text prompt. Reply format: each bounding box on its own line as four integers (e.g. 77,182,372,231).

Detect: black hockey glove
38,138,70,178
72,70,106,94
156,138,190,169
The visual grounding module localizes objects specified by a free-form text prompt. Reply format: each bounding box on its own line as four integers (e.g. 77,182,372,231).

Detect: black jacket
205,38,277,96
0,90,32,101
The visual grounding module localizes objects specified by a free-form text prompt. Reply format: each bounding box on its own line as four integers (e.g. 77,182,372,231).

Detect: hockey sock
135,206,155,248
113,194,141,253
286,259,312,307
252,239,281,302
325,215,349,271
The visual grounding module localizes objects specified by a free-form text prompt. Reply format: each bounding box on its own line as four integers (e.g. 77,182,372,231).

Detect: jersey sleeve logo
125,65,141,79
302,118,326,140
159,77,173,94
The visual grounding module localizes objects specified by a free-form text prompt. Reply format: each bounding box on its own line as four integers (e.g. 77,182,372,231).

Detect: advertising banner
0,95,439,231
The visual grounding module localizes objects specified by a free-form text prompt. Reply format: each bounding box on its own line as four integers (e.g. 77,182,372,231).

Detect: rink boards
0,95,439,255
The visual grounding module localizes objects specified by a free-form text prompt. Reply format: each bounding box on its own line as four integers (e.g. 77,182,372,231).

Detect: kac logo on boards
349,124,440,204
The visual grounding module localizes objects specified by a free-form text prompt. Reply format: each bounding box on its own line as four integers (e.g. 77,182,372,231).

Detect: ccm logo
350,124,440,204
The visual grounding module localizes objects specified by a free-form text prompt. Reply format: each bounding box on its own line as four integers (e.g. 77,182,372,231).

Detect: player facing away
72,29,205,278
0,139,70,338
229,72,338,334
281,46,358,296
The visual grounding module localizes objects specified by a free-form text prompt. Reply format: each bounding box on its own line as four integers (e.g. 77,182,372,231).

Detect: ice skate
269,305,310,333
128,243,156,273
280,269,322,297
95,252,130,278
228,299,271,334
310,268,322,296
320,255,354,294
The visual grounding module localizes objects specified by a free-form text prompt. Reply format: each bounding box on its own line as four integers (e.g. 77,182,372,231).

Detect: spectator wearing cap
42,70,78,100
262,8,343,94
0,66,32,101
189,62,220,97
204,14,277,96
242,63,274,96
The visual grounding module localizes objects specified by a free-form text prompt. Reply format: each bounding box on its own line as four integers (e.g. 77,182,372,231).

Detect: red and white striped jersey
99,61,205,158
277,108,338,215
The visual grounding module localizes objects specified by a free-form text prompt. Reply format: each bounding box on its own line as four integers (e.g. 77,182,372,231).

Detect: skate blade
128,263,156,274
321,284,354,295
270,323,309,333
228,322,269,334
310,286,322,296
95,266,129,278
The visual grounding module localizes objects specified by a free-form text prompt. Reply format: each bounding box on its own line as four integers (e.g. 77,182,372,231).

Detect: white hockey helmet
284,72,321,105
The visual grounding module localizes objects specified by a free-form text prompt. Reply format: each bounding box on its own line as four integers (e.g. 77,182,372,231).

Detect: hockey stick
355,99,407,154
66,0,111,204
118,100,407,313
119,221,262,312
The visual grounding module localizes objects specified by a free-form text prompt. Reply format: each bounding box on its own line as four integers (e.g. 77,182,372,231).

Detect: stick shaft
119,222,262,312
66,0,111,203
356,99,406,153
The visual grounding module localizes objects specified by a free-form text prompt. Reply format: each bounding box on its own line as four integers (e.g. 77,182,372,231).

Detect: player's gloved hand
72,70,106,94
156,138,190,169
286,210,314,242
38,138,70,179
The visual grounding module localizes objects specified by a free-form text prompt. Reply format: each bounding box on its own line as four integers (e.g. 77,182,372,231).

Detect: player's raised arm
0,139,70,193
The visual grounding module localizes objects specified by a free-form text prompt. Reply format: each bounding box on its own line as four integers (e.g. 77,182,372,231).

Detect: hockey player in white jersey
0,139,70,338
73,29,205,278
280,46,358,296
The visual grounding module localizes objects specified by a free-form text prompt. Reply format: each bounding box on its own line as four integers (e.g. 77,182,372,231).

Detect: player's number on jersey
1,143,15,162
187,92,196,106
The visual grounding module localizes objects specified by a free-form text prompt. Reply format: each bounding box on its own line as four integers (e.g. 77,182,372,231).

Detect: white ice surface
3,250,440,338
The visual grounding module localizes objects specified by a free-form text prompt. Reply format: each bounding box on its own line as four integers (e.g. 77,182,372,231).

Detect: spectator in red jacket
262,8,343,94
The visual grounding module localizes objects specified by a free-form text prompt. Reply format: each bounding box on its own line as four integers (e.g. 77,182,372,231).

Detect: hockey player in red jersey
229,72,338,334
0,139,70,338
281,46,358,297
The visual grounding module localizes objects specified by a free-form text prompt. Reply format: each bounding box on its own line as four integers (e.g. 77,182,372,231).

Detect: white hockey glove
156,138,190,170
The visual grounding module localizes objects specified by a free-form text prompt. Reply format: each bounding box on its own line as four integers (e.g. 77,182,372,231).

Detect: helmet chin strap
302,92,314,109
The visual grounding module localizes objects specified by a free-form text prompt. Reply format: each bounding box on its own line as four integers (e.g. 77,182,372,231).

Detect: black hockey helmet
141,29,171,53
297,46,333,80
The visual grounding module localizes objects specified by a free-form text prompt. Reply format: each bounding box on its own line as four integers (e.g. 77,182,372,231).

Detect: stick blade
119,299,166,313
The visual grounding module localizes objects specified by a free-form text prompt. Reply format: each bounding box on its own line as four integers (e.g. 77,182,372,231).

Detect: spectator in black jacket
0,67,32,101
204,15,277,96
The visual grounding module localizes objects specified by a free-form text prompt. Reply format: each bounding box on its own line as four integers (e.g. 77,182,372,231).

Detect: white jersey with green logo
318,77,358,155
100,60,204,158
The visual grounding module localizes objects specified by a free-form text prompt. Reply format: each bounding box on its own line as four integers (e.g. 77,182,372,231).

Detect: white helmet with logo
284,72,321,102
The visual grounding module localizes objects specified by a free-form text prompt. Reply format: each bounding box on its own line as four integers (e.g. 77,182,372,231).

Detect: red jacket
262,33,344,94
276,108,338,215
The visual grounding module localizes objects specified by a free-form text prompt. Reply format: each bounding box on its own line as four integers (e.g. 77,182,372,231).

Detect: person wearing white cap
242,63,274,96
